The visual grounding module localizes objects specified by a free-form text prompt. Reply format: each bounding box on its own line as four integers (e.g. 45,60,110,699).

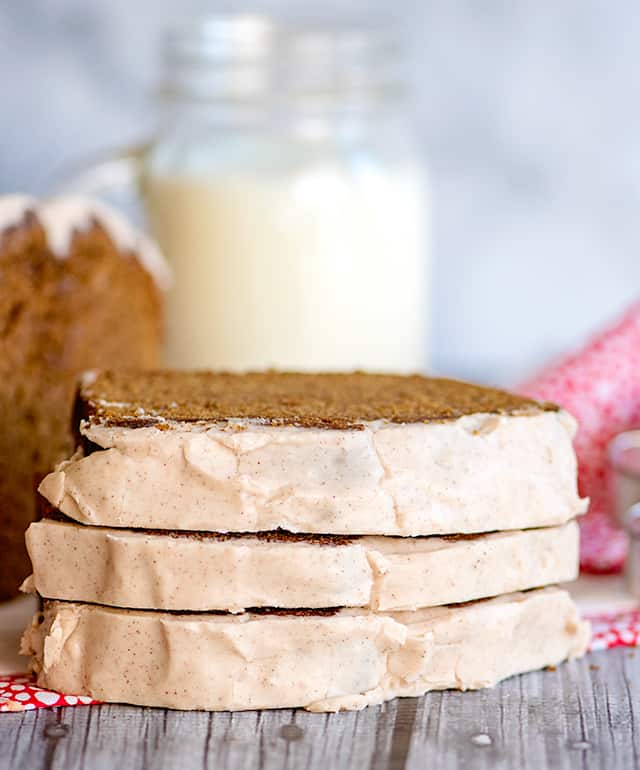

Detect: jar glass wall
142,15,431,372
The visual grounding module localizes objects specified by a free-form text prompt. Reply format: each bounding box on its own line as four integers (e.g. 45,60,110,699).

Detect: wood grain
0,648,637,770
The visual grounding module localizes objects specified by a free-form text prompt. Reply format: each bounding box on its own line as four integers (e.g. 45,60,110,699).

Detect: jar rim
159,13,405,103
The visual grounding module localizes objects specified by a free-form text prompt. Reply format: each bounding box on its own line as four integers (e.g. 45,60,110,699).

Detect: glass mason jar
77,14,431,372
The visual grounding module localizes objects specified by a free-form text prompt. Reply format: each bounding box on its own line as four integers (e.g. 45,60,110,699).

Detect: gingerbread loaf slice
22,588,589,712
0,195,169,600
23,517,580,612
39,371,587,536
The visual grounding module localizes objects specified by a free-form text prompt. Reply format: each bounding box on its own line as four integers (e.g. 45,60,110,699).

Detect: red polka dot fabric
589,610,640,651
520,301,640,574
0,674,97,712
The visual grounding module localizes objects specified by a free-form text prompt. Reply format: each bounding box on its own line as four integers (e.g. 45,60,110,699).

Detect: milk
146,159,429,372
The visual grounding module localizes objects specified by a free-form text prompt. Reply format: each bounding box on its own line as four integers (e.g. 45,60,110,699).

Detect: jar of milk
81,15,430,372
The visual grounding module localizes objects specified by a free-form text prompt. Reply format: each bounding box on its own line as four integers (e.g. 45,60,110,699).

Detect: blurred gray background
1,0,638,385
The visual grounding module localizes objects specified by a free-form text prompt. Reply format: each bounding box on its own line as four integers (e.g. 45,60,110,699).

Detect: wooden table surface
0,646,637,770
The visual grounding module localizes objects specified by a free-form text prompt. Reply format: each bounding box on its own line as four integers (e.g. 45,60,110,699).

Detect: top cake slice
38,371,587,535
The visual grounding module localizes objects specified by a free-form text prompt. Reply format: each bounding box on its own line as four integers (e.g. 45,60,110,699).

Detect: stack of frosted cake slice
21,371,590,712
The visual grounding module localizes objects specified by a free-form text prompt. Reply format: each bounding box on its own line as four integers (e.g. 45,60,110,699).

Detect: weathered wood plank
404,648,639,770
0,648,638,770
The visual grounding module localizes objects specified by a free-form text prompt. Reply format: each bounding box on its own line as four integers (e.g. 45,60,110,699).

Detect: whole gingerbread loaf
0,195,169,600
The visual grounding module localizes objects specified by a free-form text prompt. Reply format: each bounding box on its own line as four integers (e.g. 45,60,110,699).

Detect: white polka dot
10,684,25,691
78,695,93,704
22,703,35,710
65,696,78,705
14,693,31,702
34,691,59,706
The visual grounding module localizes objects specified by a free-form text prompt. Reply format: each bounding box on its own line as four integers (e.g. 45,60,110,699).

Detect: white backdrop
1,0,639,385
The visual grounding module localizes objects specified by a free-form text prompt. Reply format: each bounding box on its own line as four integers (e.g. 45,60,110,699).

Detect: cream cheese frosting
23,519,579,612
0,194,171,289
38,410,587,535
22,588,590,712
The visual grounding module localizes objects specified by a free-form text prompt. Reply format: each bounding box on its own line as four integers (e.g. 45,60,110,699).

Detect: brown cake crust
0,206,163,600
40,502,357,546
39,598,341,618
41,501,493,546
78,370,557,431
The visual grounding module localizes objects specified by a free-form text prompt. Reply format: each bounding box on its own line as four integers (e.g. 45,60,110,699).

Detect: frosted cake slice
24,518,579,612
22,587,590,712
38,371,587,536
